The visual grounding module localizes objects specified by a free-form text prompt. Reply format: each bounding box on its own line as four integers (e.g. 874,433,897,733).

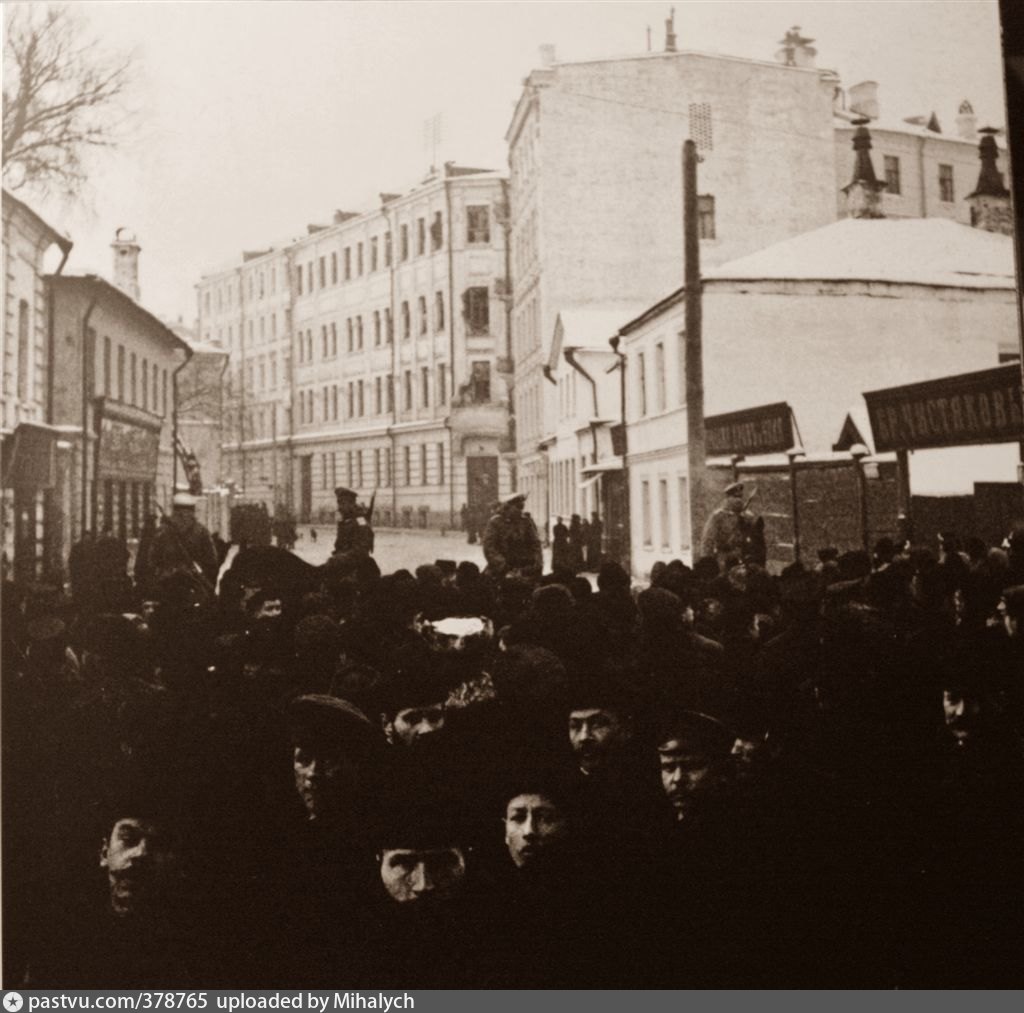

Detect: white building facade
505,28,1010,549
196,165,513,529
618,217,1019,578
1,190,72,580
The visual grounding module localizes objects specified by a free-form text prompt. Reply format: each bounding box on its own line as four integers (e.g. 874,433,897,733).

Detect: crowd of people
2,492,1023,988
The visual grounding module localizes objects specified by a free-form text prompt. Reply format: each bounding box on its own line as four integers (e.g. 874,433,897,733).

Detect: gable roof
49,274,192,356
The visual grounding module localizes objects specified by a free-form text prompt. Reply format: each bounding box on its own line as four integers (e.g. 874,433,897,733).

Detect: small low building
48,246,192,564
617,128,1018,576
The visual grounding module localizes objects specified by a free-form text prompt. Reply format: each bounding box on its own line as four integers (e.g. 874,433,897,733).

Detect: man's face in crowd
569,707,631,775
731,734,769,784
504,792,569,869
255,598,283,621
658,740,718,819
385,703,446,746
998,598,1020,639
726,493,744,514
292,742,359,818
172,506,196,528
100,817,177,915
379,846,466,905
942,689,985,746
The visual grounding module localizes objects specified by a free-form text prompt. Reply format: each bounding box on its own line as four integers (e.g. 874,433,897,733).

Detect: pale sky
8,0,1008,324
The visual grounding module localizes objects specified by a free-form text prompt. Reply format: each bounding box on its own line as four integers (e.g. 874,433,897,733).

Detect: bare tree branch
3,4,135,198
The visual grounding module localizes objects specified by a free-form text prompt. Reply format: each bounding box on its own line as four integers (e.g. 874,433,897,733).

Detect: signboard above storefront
864,364,1024,452
1,423,57,490
705,401,794,457
95,397,162,482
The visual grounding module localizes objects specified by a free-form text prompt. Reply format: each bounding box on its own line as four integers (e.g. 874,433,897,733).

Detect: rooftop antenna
423,113,443,174
646,25,652,52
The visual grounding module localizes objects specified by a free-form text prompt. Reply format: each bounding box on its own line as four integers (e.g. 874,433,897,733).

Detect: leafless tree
3,3,135,197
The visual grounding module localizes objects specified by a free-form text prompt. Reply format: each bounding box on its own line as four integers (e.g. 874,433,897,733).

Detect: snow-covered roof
704,218,1016,290
833,113,1005,143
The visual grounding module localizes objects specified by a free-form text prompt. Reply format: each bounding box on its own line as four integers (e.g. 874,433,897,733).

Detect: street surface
291,524,561,574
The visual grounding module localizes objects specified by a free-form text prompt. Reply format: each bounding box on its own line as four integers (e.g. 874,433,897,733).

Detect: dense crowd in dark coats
2,527,1023,988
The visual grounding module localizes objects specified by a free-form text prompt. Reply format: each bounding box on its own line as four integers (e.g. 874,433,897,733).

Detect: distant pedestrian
568,515,584,574
587,512,603,570
552,517,572,575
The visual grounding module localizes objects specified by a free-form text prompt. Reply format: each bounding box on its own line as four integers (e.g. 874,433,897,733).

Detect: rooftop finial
842,119,886,219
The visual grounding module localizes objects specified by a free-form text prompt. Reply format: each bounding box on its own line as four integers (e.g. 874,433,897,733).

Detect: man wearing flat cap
482,491,542,580
700,482,760,572
333,486,374,561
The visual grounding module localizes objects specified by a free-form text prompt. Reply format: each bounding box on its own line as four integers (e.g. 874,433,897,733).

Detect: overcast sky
11,0,1008,323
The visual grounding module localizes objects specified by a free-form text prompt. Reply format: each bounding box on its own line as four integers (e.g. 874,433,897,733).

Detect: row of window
513,292,541,361
294,207,492,298
206,266,280,316
515,373,544,444
98,334,170,416
881,156,956,203
293,288,490,366
639,475,692,553
634,335,684,419
317,443,447,491
297,365,452,425
202,206,494,316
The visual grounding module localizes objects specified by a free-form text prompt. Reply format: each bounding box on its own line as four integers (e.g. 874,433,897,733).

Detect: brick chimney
111,227,141,303
966,128,1012,235
664,7,677,52
842,120,886,219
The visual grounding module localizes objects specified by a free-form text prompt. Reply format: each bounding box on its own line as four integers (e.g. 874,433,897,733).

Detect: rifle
154,502,217,598
743,487,759,512
366,489,377,524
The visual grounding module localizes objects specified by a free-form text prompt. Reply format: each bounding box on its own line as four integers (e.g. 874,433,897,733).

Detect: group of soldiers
2,483,1023,988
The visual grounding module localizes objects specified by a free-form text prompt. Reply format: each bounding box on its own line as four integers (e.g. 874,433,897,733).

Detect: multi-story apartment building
196,164,512,529
506,24,1010,545
46,229,192,562
506,28,840,532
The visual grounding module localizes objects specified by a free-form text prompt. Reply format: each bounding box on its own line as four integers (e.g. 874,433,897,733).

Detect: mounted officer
333,486,374,560
147,492,220,587
699,482,763,571
482,492,543,580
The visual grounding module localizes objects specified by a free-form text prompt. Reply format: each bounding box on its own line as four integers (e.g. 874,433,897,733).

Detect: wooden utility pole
683,140,707,555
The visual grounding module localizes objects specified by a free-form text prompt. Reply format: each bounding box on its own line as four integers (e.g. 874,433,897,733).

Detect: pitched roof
49,274,192,356
704,217,1015,290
